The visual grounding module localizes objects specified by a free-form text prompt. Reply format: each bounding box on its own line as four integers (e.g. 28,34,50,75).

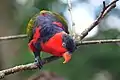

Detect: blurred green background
0,0,120,80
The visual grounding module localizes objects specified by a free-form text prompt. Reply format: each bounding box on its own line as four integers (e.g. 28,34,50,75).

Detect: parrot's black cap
62,34,77,53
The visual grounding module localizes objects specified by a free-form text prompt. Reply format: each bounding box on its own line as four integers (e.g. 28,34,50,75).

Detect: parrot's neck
41,31,67,56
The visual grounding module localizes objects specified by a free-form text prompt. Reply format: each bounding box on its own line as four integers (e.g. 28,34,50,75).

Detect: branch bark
1,34,120,45
79,0,118,40
1,38,120,79
0,34,27,41
0,56,59,79
77,39,120,46
0,0,119,79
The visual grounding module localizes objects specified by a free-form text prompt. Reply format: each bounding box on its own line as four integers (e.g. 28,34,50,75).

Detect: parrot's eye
62,42,66,48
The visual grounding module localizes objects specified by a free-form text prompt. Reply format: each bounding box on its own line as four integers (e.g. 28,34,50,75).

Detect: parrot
26,10,76,69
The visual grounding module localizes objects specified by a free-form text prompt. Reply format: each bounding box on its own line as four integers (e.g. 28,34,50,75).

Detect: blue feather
33,15,64,43
40,24,63,42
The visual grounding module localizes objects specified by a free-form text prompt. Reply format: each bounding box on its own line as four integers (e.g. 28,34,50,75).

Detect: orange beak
62,52,71,64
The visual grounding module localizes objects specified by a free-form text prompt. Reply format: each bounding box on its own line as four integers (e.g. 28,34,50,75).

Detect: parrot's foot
34,56,43,69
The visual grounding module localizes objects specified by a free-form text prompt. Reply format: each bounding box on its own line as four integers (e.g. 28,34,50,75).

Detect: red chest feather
41,32,67,56
28,27,40,52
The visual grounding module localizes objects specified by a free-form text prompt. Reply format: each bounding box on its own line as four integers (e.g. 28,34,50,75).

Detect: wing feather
52,12,69,34
26,12,40,41
26,10,69,42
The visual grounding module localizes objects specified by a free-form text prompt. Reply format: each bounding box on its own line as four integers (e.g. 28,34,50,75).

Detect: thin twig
0,56,59,79
0,0,118,79
67,0,75,35
76,39,120,46
79,0,118,40
0,34,27,41
1,38,120,79
103,1,106,9
1,34,120,45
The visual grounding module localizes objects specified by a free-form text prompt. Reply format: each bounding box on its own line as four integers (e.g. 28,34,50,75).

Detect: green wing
40,10,69,34
26,12,40,41
26,10,69,41
52,12,69,34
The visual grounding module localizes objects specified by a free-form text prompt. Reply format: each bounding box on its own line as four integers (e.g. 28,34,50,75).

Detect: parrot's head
62,34,76,63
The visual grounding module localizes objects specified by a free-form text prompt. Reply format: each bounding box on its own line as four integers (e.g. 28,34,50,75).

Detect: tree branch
0,56,60,79
1,38,120,79
67,0,75,33
0,34,27,41
77,39,120,46
0,0,118,79
1,34,120,45
79,0,118,40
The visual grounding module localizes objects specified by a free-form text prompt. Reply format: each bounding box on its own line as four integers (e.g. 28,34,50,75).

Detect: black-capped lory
26,10,76,69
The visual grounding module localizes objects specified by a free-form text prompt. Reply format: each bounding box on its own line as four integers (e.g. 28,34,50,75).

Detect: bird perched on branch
27,10,76,69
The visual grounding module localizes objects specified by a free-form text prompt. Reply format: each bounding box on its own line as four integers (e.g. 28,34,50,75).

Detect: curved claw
35,56,43,69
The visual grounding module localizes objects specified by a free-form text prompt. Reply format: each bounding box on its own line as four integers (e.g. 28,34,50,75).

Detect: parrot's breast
41,32,67,56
